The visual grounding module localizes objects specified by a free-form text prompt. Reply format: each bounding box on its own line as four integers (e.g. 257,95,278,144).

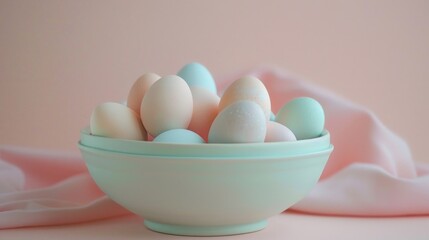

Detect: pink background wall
1,0,428,163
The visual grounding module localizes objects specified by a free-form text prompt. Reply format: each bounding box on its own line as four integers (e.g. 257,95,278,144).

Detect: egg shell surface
265,121,297,142
140,75,193,137
270,111,276,121
275,97,325,140
177,62,217,94
188,87,220,141
90,102,147,140
153,129,205,144
219,76,271,120
127,73,160,115
208,100,267,143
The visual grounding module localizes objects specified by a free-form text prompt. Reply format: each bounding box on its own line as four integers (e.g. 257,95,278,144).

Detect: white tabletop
2,212,428,240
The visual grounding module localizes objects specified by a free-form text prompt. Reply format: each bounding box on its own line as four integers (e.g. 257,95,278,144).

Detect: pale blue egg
275,97,325,140
177,62,217,94
153,129,205,144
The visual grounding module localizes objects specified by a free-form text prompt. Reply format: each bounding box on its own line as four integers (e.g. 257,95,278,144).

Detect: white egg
208,100,266,143
153,129,205,144
265,121,296,142
140,75,193,137
90,102,147,140
219,76,271,120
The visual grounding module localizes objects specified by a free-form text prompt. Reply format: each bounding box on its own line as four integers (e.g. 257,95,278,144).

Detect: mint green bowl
78,129,333,236
80,127,331,157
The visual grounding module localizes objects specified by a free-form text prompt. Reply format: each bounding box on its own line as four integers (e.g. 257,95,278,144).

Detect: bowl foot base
144,219,268,236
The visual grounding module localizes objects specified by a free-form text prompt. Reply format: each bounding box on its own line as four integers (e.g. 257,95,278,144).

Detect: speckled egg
275,97,325,140
208,100,266,143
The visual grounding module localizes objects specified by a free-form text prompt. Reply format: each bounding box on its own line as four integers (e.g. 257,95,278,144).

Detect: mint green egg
275,97,325,140
270,111,276,121
177,62,217,94
153,129,205,144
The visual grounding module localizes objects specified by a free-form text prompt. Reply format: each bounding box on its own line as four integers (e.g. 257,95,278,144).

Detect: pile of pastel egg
90,62,325,144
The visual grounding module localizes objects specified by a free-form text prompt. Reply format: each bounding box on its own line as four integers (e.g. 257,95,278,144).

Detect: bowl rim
79,142,334,161
79,127,331,157
80,127,329,147
80,127,331,157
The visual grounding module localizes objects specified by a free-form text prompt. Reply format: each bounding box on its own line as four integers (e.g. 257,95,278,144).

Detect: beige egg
90,102,147,140
208,100,266,143
188,87,220,141
219,76,271,120
141,75,193,137
127,73,161,115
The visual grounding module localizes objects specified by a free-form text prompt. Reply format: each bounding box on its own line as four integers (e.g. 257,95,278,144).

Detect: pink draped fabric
240,68,429,216
0,146,129,229
1,67,428,229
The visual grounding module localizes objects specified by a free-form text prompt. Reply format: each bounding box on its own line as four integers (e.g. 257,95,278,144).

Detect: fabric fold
292,163,429,216
0,146,129,229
